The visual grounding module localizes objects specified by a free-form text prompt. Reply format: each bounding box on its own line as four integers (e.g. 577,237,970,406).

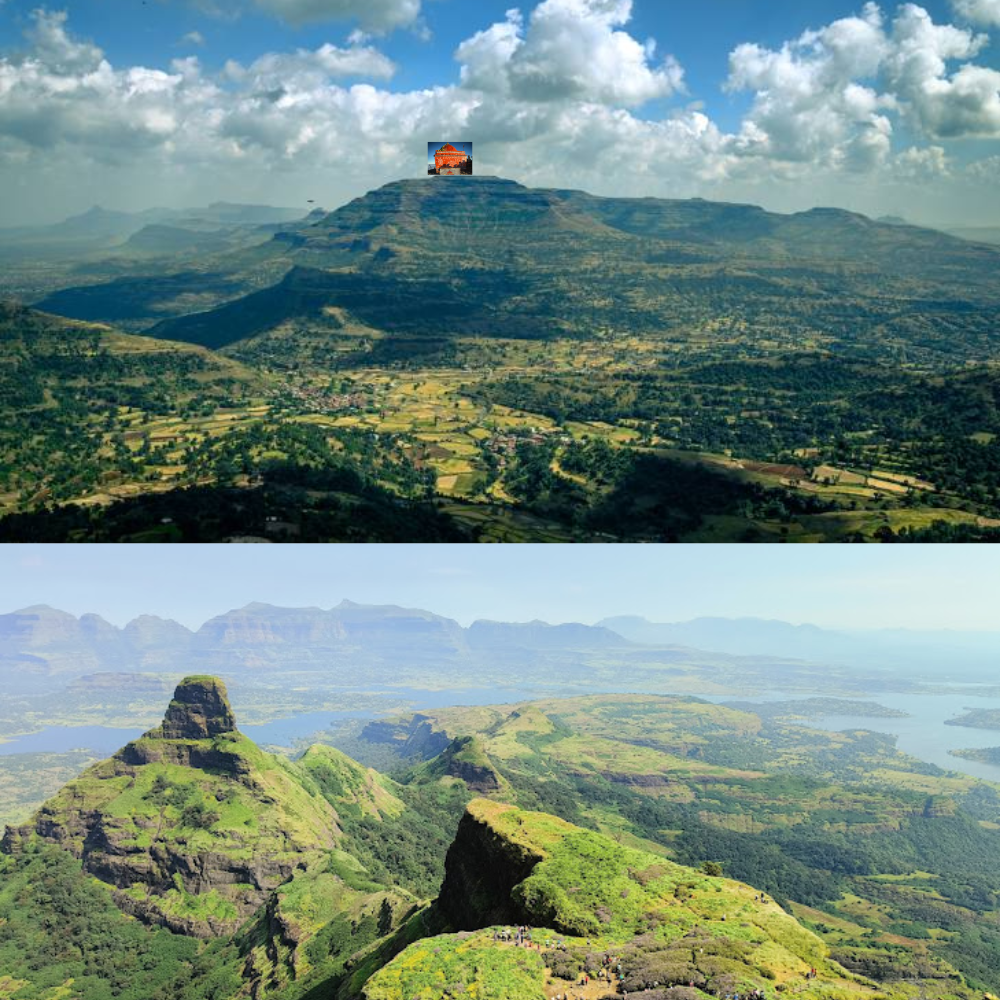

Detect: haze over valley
6,594,1000,820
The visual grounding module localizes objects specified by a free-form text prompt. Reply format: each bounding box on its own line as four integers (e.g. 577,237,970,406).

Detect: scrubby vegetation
339,694,1000,995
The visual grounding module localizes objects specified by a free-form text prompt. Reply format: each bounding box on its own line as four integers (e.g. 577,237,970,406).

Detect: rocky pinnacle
157,675,237,739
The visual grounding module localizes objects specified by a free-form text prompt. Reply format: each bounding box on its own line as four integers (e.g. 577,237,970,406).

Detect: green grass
363,931,547,1000
18,722,345,934
361,799,883,1000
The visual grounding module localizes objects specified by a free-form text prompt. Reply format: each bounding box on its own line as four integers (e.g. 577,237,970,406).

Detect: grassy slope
0,301,266,512
344,695,1000,994
363,799,888,1000
0,729,425,1000
17,728,344,932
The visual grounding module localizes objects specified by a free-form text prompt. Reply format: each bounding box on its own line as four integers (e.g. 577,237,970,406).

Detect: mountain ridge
2,678,998,1000
120,175,1000,355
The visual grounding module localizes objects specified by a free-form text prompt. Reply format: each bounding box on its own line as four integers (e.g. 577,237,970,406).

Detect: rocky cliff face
122,614,194,668
394,799,864,1000
190,601,468,672
0,605,126,684
425,736,504,795
359,714,452,761
437,800,552,929
0,605,193,686
1,676,341,937
156,675,237,739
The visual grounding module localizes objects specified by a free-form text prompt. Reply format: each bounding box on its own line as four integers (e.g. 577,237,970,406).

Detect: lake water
806,691,1000,783
5,685,1000,785
0,685,542,758
704,689,1000,783
0,724,147,757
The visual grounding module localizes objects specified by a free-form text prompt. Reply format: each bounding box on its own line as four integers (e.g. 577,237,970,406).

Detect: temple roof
438,144,460,152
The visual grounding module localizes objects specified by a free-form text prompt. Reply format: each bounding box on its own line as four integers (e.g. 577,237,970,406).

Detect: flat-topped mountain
0,601,638,685
137,176,1000,358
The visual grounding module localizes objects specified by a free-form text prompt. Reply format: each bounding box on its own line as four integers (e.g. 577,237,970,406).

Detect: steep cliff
1,676,342,936
436,799,565,929
155,674,237,739
368,799,889,1000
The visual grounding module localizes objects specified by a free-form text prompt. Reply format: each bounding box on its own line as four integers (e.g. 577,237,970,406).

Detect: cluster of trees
0,461,468,542
0,846,242,1000
472,354,1000,520
499,438,833,540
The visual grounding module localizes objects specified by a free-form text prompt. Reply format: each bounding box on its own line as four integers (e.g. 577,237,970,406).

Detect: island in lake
944,709,1000,730
949,746,1000,765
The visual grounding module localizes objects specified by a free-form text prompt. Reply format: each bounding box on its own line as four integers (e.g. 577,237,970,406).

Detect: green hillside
0,301,470,541
5,178,1000,540
2,679,999,1000
0,300,265,512
340,693,1000,994
2,677,344,935
0,676,425,1000
145,178,1000,363
364,799,888,1000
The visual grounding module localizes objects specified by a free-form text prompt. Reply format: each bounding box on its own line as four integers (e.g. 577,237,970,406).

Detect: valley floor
5,316,999,541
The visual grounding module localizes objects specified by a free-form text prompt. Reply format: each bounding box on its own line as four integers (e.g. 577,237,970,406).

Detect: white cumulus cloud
1,3,999,225
456,0,684,107
952,0,1000,26
884,3,1000,138
726,3,894,169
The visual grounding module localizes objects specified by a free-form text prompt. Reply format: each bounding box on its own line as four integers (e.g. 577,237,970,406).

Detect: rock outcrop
155,674,237,739
358,714,451,761
437,799,553,929
370,799,870,1000
429,736,504,794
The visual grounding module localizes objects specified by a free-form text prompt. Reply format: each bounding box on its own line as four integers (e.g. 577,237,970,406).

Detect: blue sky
1,0,999,224
4,545,1000,632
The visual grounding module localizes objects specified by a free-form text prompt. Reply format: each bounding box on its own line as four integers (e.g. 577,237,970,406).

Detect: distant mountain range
3,202,309,240
4,600,999,702
599,615,1000,678
0,600,633,693
0,202,312,262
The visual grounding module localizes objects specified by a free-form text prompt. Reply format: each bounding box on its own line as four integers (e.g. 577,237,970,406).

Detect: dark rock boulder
437,801,545,929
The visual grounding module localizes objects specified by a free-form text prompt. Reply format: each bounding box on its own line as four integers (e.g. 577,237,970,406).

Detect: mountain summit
155,674,237,739
145,175,1000,355
1,675,343,936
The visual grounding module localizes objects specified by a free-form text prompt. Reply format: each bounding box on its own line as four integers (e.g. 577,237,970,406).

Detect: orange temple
434,143,468,170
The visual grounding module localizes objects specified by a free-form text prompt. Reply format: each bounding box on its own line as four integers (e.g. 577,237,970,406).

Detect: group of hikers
492,925,534,946
547,950,629,998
